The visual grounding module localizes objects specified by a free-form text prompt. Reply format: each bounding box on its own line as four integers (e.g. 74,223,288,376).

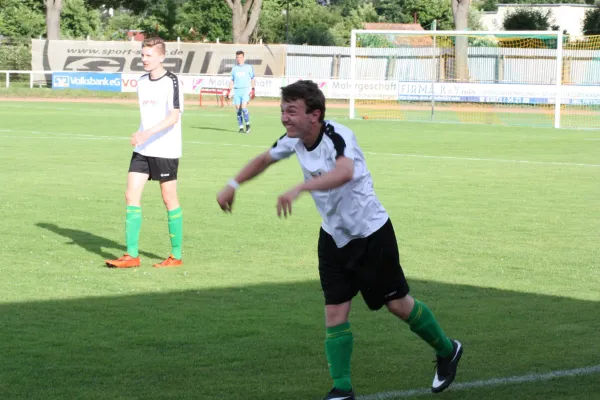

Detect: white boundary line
358,364,600,399
1,129,599,168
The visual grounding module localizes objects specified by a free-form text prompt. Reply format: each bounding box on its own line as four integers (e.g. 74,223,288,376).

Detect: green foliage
502,7,556,31
372,0,409,23
177,0,232,41
136,0,183,40
357,33,395,47
582,6,600,35
101,9,144,40
0,0,45,38
61,0,103,39
288,2,340,45
329,2,379,45
403,0,453,30
0,39,31,70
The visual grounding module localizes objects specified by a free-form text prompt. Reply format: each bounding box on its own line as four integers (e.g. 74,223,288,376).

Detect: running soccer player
227,50,255,133
105,37,184,269
216,80,463,399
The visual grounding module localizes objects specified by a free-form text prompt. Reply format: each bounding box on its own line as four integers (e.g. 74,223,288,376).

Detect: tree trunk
225,0,263,44
451,0,471,82
44,0,63,40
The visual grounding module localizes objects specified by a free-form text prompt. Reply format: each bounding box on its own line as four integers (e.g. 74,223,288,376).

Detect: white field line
1,129,599,168
358,364,600,399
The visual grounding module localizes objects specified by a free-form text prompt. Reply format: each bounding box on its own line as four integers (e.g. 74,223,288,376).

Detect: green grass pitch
0,99,599,400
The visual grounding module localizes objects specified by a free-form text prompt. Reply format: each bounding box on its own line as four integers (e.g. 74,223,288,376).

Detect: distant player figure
105,37,184,269
217,80,463,400
227,50,255,134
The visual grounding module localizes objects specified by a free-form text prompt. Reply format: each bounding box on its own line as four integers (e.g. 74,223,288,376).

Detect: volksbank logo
69,76,121,86
52,72,122,92
53,76,70,88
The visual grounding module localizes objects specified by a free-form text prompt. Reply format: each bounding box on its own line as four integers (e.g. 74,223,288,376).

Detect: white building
481,4,595,36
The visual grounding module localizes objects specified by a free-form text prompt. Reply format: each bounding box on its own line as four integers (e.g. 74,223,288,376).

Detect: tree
178,0,232,41
502,7,555,30
44,0,62,39
329,2,379,45
451,0,471,81
224,0,264,43
373,0,409,22
0,0,46,38
60,0,102,39
582,6,600,35
403,0,454,30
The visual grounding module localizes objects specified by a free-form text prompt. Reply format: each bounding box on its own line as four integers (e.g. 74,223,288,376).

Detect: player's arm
277,156,354,217
250,66,256,99
217,150,279,212
228,69,235,97
131,109,180,146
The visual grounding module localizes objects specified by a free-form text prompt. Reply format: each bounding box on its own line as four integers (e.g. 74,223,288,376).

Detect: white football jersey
270,120,389,248
134,71,183,159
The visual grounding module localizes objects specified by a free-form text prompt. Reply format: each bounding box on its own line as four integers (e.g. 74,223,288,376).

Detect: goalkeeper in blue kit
227,50,255,133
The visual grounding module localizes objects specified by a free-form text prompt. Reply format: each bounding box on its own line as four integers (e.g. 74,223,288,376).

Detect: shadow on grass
36,222,163,260
191,125,237,133
0,280,598,400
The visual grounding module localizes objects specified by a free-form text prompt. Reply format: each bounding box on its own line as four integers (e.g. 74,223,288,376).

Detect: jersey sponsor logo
142,99,159,106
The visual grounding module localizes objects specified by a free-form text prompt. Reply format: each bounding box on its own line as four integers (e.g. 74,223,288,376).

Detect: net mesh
352,32,600,129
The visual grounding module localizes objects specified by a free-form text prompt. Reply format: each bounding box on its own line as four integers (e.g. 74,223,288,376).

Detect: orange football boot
105,253,141,268
153,255,183,268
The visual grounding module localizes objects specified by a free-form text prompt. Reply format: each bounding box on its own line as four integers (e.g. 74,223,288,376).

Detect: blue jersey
231,63,254,89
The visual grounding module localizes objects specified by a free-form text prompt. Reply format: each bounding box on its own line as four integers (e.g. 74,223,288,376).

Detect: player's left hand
277,186,301,218
131,130,149,146
250,88,255,100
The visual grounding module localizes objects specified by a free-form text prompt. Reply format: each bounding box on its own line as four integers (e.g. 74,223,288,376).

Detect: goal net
349,30,600,129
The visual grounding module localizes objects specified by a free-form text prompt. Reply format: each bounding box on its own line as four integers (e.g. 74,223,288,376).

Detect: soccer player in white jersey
105,37,184,269
227,50,255,133
216,80,463,399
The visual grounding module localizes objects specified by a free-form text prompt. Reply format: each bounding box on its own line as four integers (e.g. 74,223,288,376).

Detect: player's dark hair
142,37,166,55
236,50,244,56
281,80,326,122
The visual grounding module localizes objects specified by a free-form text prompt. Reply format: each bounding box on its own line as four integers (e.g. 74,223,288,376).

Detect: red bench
199,87,229,107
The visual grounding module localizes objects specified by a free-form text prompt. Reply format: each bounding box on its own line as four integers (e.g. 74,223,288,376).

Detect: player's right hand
217,186,236,213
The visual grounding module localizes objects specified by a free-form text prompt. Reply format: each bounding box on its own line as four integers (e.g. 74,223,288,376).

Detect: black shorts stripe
167,71,180,109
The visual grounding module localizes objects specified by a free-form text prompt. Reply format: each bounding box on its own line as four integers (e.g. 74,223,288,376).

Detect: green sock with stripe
168,207,183,260
125,205,142,258
325,322,353,391
406,299,453,357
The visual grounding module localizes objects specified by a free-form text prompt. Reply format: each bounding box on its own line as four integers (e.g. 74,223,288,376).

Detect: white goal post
348,29,600,129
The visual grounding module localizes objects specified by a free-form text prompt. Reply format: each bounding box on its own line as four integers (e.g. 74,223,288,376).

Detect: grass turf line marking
358,364,600,399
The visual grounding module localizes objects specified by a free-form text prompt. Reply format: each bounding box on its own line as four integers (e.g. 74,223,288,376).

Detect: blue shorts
233,89,250,106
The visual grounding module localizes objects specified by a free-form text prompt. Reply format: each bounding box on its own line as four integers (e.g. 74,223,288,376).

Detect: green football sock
125,205,142,258
406,299,454,357
325,322,353,391
168,207,183,260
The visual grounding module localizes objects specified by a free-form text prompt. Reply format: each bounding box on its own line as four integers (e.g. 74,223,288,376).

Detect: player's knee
161,189,177,204
386,294,414,321
236,108,242,115
125,190,141,206
325,303,351,327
